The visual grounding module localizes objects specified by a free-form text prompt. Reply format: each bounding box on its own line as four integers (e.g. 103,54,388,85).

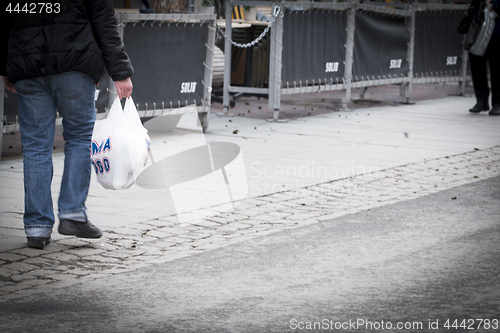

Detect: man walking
0,0,134,249
459,0,500,115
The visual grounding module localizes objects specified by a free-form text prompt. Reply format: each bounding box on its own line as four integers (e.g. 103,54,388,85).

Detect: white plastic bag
91,96,151,190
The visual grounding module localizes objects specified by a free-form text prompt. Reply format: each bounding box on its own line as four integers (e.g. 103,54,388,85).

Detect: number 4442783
6,3,61,14
444,319,499,330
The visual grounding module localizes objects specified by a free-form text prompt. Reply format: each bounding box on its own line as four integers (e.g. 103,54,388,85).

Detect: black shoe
27,237,51,249
489,106,500,116
469,102,490,113
58,219,102,239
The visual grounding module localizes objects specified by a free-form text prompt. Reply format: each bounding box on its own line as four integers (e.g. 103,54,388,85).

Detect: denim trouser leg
15,72,96,237
55,72,96,222
15,77,57,237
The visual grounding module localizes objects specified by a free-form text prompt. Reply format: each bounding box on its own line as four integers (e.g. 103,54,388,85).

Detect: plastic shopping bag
91,96,151,190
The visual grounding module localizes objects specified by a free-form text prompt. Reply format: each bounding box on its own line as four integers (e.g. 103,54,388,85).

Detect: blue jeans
15,72,96,238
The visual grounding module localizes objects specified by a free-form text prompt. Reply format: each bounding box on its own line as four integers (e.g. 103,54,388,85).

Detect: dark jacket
0,0,133,83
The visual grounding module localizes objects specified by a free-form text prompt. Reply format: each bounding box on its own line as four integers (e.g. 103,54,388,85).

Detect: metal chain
216,6,281,48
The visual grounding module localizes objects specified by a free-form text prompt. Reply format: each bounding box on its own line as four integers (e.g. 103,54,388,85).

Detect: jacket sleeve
458,0,483,34
0,11,14,77
87,0,134,81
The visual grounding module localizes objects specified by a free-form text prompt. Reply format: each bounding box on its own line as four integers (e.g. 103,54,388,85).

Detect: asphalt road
1,176,499,333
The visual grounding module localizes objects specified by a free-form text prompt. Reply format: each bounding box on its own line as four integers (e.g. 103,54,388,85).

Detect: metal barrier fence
222,1,470,121
1,13,216,160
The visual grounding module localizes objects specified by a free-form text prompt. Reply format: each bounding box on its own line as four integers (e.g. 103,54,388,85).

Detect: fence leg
400,82,413,104
0,78,4,162
401,5,416,104
401,6,415,104
459,45,469,96
201,17,216,132
342,5,356,110
359,87,368,100
268,7,284,122
222,3,233,116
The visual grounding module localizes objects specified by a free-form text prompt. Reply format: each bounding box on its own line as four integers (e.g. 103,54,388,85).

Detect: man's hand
3,76,17,94
115,77,133,99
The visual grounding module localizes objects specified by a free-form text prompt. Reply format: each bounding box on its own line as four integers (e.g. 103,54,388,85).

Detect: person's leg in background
15,76,57,249
468,52,491,113
54,72,102,239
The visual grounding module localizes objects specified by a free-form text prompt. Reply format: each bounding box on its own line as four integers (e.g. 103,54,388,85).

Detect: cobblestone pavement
0,146,499,302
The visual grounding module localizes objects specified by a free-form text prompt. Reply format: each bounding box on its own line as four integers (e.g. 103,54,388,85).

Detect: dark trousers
469,34,500,108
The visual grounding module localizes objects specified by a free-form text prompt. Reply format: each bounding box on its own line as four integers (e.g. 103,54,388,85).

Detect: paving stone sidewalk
0,145,499,302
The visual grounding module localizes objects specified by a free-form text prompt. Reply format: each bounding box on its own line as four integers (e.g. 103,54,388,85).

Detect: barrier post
0,78,4,162
268,21,275,114
460,43,469,96
342,4,356,110
401,5,415,103
200,17,216,132
268,6,283,121
222,3,233,115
